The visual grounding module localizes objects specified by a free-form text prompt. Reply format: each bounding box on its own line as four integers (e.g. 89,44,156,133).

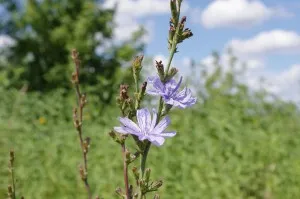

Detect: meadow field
1,78,300,198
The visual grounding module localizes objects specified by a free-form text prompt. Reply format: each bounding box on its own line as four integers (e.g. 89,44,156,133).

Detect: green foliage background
1,58,300,198
0,0,144,103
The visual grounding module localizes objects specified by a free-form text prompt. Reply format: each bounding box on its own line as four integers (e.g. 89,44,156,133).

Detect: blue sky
143,0,300,69
102,0,300,101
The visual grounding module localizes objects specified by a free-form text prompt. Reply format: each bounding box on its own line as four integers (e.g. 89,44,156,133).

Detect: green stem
135,77,139,94
165,2,181,75
138,142,151,199
138,2,182,198
157,98,164,122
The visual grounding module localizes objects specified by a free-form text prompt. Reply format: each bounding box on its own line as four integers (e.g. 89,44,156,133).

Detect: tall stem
122,144,130,199
165,2,181,75
138,1,182,198
72,50,92,199
138,142,151,199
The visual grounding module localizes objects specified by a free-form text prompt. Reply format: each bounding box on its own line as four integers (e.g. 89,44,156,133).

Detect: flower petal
150,136,165,146
137,108,151,132
113,127,128,134
169,76,183,96
119,117,140,132
160,131,176,137
150,109,157,131
146,88,162,96
151,116,170,135
147,76,164,93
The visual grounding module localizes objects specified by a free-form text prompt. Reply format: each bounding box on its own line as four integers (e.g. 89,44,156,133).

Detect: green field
1,85,300,199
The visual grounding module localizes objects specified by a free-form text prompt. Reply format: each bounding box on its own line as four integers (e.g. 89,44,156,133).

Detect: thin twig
122,144,130,199
8,150,16,199
72,49,92,199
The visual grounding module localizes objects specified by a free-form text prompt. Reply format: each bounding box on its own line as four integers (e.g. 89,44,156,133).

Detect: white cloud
103,0,189,17
103,0,189,42
265,64,300,101
200,0,292,28
227,30,300,56
103,0,170,17
199,52,265,89
200,53,300,102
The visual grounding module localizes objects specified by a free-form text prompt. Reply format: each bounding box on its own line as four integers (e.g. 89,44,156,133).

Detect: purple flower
114,108,176,146
147,76,196,108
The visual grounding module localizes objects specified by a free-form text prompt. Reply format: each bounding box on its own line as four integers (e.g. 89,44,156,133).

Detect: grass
1,86,300,199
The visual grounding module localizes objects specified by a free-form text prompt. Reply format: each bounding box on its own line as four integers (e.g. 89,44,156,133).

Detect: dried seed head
71,49,79,60
83,137,91,154
9,149,14,164
7,185,13,197
119,84,129,101
71,72,78,84
79,166,87,181
80,93,87,107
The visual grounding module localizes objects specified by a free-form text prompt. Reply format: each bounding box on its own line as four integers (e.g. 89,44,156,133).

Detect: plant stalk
122,144,130,199
138,1,182,198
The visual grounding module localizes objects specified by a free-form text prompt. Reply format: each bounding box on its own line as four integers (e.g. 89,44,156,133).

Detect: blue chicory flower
114,108,176,146
147,76,196,108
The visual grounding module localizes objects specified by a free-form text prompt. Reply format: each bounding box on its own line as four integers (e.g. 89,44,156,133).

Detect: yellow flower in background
39,117,46,125
84,113,91,120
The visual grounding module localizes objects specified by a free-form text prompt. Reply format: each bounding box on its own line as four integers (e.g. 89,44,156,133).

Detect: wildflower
39,116,46,125
146,76,196,108
114,108,176,146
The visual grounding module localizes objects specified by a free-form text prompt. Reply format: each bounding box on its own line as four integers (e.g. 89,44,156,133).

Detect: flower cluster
147,75,196,109
111,1,196,198
114,75,196,146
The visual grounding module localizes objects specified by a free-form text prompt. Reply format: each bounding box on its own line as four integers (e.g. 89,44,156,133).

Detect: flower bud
132,55,144,86
165,67,178,82
149,180,163,191
180,16,187,25
132,166,140,183
182,28,193,39
141,81,147,96
145,168,151,183
136,82,147,110
115,187,125,198
168,26,176,49
109,131,117,140
132,55,144,72
155,60,165,80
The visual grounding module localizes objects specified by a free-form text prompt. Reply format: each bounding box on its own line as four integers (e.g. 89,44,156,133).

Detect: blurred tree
0,0,144,103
